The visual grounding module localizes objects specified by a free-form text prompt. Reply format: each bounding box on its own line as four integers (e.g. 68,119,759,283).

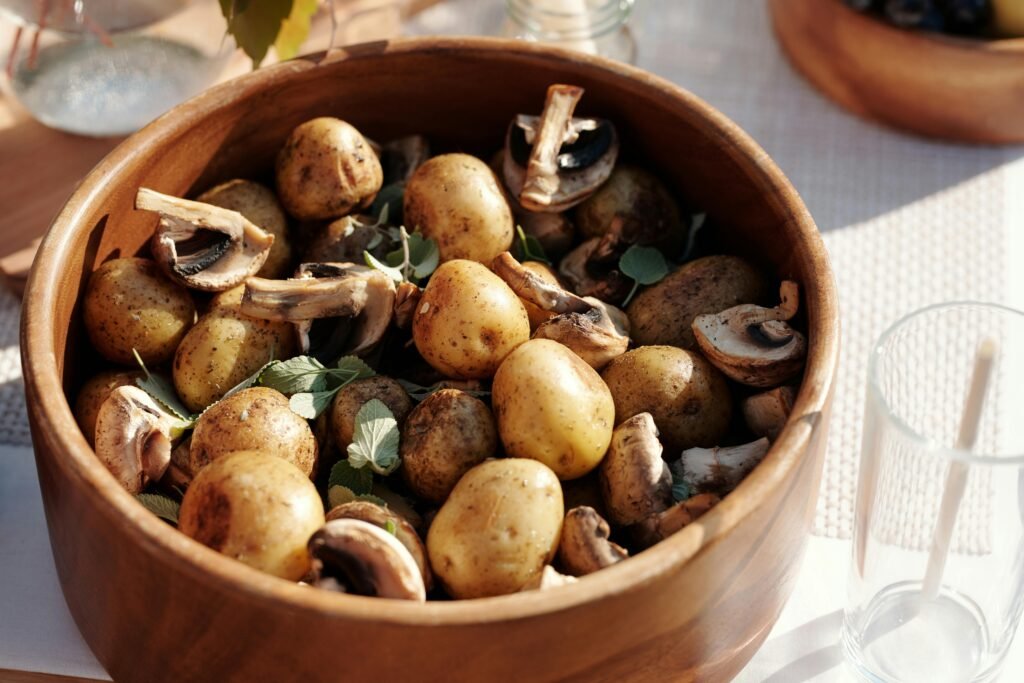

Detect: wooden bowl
21,38,840,683
770,0,1024,143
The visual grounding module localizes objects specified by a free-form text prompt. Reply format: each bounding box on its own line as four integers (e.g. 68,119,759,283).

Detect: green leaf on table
260,355,329,394
365,250,405,284
514,224,551,265
219,0,294,68
328,459,374,496
328,484,358,509
347,399,400,476
136,493,180,525
619,245,671,306
272,0,318,62
131,348,193,422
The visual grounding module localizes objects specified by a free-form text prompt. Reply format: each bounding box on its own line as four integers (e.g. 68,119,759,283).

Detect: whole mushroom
672,438,771,497
632,493,722,549
598,412,673,527
308,519,426,600
558,506,629,577
742,386,796,441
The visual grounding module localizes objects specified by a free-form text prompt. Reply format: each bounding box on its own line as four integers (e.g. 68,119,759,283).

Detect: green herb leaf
136,493,180,525
289,390,338,420
334,356,376,381
514,224,551,265
385,519,397,535
364,250,404,284
357,493,389,507
328,459,374,496
260,355,328,394
272,0,317,62
619,245,671,307
406,232,439,279
369,182,405,225
347,399,401,476
131,349,192,421
220,357,279,402
219,0,293,68
397,379,490,403
328,484,358,509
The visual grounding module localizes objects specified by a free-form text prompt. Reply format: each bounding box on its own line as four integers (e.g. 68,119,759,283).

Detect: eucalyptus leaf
328,459,374,496
369,183,405,226
347,399,400,476
407,233,439,279
364,250,404,284
619,245,671,285
289,390,338,420
136,493,180,525
260,355,328,394
328,484,358,509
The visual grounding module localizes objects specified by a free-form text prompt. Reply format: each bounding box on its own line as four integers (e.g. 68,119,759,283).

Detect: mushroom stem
632,493,722,549
672,438,771,496
492,251,591,314
728,280,800,333
520,84,585,210
241,276,371,321
523,565,579,591
599,413,672,526
558,506,629,576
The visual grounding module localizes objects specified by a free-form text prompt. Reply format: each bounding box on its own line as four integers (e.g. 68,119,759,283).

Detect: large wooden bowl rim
21,37,839,625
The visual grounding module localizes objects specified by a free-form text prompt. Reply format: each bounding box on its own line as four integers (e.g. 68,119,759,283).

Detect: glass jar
0,0,234,136
503,0,637,64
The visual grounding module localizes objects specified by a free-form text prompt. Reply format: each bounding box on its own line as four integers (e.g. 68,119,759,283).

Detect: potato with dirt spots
403,153,514,263
600,346,732,453
330,377,413,451
179,450,325,580
412,260,530,379
198,179,292,279
627,254,768,349
83,257,195,366
400,389,497,504
74,370,144,446
189,387,317,478
426,458,563,599
275,117,383,221
172,296,295,413
492,338,615,480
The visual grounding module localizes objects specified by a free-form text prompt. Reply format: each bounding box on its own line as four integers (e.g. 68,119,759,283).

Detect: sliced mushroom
742,386,796,441
381,135,430,185
558,237,632,303
136,187,274,292
598,413,673,527
692,280,807,387
558,506,629,576
94,385,184,494
241,263,396,360
632,493,721,549
672,438,771,496
325,500,432,590
504,84,618,213
492,251,629,368
307,518,426,601
523,565,579,591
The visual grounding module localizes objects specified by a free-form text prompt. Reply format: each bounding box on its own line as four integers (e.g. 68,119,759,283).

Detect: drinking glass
843,302,1024,683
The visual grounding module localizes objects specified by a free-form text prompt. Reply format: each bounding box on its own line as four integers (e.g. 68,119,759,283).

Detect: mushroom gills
136,187,274,292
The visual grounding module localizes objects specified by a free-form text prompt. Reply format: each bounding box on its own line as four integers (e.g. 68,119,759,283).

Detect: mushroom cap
598,412,672,526
558,506,628,576
308,518,426,601
325,501,433,590
558,238,632,303
137,188,274,292
742,386,796,441
93,385,180,494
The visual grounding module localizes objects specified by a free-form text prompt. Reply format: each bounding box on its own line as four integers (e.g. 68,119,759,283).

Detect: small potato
74,370,143,446
412,260,530,379
330,377,413,450
400,389,497,504
179,450,325,580
427,458,563,599
276,117,383,221
492,339,615,480
627,254,768,349
519,261,560,331
404,153,514,263
601,346,731,453
190,387,317,478
198,179,292,278
173,299,296,413
83,257,195,365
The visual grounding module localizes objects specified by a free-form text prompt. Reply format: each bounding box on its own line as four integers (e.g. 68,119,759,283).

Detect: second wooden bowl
770,0,1024,144
21,38,840,682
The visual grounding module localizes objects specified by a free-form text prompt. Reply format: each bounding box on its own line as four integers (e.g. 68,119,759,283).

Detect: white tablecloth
2,0,1024,680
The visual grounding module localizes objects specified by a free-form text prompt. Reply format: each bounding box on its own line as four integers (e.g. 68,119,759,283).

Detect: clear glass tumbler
843,302,1024,683
502,0,637,64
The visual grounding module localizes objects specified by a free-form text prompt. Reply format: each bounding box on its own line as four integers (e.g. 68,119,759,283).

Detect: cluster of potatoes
74,87,806,601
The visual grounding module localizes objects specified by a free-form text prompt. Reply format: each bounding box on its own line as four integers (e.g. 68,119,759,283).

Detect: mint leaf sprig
618,245,671,307
347,399,401,476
